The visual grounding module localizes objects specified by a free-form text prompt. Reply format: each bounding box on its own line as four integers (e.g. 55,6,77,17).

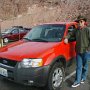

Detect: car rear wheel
46,62,65,90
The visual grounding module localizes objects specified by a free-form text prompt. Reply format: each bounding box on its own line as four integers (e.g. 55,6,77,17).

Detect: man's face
78,20,85,27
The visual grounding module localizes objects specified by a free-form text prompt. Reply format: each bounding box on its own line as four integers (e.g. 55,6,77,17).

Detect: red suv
1,26,31,43
0,22,77,90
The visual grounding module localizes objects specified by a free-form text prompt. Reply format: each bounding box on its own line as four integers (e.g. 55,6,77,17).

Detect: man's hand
64,38,68,44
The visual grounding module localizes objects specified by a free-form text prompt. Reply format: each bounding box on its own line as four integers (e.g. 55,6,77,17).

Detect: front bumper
0,62,50,87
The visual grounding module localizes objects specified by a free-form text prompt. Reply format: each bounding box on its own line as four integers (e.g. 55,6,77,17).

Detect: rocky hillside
0,0,90,24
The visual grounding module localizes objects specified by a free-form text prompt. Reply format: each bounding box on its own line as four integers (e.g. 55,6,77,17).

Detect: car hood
0,40,59,61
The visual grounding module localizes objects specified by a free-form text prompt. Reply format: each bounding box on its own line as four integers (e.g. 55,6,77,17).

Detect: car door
19,29,27,39
10,29,19,41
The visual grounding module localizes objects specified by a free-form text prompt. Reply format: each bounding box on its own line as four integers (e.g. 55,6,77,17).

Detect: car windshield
23,24,65,42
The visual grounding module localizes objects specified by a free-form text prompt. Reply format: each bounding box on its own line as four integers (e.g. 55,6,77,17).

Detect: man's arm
64,29,76,44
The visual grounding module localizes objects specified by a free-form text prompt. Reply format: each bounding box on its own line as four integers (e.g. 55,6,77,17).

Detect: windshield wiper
32,38,48,42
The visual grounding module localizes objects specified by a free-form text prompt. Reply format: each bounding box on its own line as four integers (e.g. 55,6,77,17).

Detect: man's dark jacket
66,27,90,53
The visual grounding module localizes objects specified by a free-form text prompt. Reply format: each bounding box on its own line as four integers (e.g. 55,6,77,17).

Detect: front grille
0,58,17,67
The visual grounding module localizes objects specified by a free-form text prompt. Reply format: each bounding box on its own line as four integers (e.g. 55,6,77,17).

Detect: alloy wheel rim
52,68,63,88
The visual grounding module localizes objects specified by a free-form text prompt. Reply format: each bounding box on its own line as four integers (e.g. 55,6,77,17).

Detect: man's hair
75,15,87,23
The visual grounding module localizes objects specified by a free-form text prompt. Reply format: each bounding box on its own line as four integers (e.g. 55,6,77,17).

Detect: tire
3,38,9,43
46,62,65,90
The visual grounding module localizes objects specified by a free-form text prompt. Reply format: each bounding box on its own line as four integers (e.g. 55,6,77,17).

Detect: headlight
20,59,43,68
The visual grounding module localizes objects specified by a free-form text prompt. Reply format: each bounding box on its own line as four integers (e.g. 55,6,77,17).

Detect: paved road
62,61,90,90
0,62,90,90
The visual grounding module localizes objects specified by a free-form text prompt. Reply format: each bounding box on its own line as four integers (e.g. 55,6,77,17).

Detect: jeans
75,52,90,83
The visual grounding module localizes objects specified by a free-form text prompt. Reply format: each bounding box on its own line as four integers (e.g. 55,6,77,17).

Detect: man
64,16,90,87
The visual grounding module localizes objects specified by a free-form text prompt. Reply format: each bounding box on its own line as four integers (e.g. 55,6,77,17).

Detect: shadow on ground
0,78,42,90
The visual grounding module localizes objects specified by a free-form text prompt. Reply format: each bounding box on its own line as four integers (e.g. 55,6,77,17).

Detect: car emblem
3,60,8,64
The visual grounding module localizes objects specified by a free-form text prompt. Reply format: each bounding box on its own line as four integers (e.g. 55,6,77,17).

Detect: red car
0,22,77,90
1,26,31,43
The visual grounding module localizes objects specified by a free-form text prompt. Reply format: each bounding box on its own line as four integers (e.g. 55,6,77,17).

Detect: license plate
0,67,8,77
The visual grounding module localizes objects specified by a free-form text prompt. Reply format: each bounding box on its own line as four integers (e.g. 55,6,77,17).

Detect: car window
11,29,19,34
68,25,75,32
68,25,76,42
19,29,25,33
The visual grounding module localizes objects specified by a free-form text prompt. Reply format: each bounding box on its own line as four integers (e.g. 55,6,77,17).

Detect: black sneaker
71,82,80,87
81,79,85,84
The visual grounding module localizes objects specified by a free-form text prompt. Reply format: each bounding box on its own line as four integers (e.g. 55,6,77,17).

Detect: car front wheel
47,62,65,90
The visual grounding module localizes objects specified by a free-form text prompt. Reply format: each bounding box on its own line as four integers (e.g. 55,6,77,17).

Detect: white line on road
64,71,76,81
